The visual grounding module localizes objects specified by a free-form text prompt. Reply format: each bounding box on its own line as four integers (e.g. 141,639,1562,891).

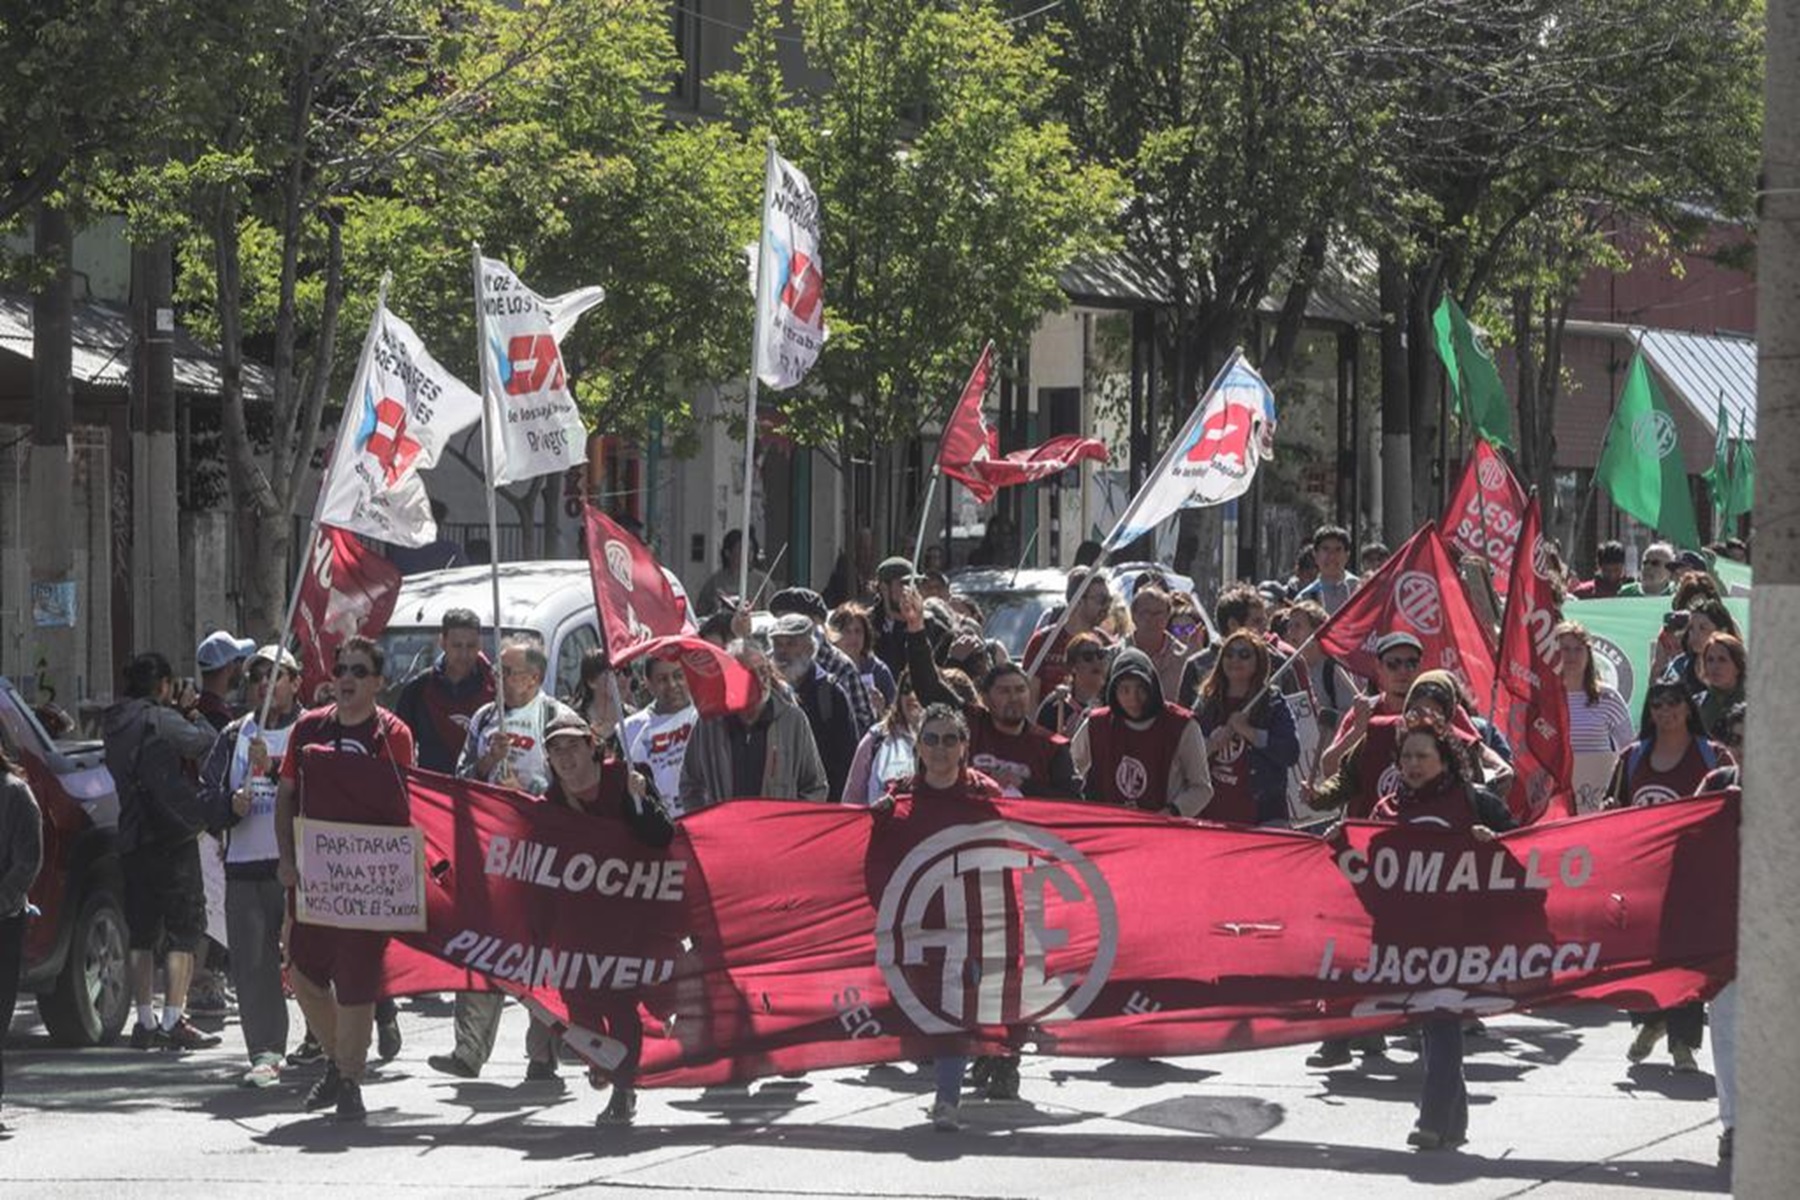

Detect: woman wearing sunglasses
870,703,1013,1129
1603,681,1734,1074
1193,631,1299,825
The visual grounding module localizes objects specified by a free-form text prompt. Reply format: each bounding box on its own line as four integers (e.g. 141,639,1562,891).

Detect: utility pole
1738,0,1799,1187
29,204,76,709
131,240,182,667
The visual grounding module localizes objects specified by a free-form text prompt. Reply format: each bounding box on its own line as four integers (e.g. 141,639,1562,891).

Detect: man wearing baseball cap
768,611,858,802
194,630,258,734
197,645,305,1088
868,556,950,681
541,711,675,1126
769,587,876,738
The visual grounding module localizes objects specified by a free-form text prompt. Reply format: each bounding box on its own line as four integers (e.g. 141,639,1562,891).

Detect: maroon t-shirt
1612,739,1725,808
1202,693,1257,825
969,710,1068,798
1084,703,1193,811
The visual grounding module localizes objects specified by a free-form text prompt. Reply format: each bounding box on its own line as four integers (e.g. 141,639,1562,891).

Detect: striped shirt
1566,686,1634,755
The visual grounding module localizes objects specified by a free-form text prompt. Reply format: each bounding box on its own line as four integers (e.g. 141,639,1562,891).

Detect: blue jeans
1418,1016,1467,1140
934,1056,966,1107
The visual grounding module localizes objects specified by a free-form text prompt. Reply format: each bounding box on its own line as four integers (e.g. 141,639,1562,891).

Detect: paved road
1,994,1728,1198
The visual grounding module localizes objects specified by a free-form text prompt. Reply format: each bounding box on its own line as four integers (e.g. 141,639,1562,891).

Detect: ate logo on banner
1632,410,1679,460
495,333,567,396
1394,571,1444,634
875,821,1118,1035
357,386,421,485
1478,456,1507,491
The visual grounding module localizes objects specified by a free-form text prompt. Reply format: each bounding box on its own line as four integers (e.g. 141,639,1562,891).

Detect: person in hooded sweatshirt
1068,647,1213,816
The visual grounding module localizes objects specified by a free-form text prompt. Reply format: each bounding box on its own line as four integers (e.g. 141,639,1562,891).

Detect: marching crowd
0,523,1748,1157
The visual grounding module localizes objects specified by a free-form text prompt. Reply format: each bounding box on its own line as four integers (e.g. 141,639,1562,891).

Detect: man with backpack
101,651,224,1052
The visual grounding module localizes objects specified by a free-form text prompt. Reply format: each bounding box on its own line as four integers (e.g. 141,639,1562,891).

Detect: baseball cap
1374,631,1424,659
544,711,595,742
768,587,829,621
771,612,815,638
196,630,257,672
877,556,915,584
250,644,301,673
1672,550,1709,574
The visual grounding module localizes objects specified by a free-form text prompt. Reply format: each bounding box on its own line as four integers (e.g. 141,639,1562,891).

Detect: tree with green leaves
718,0,1123,548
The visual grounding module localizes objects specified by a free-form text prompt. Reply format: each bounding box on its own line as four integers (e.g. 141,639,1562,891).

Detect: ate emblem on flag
358,387,421,485
1185,405,1253,468
495,333,567,396
779,250,824,323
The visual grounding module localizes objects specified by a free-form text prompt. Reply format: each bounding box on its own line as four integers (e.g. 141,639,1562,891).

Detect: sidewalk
0,996,1728,1198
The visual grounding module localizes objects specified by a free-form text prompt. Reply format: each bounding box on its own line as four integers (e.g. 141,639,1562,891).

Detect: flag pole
911,470,941,569
268,273,390,725
741,136,779,605
473,242,506,670
1023,348,1245,685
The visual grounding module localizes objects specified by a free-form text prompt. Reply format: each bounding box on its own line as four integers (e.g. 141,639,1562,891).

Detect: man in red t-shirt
1023,567,1115,706
275,636,415,1123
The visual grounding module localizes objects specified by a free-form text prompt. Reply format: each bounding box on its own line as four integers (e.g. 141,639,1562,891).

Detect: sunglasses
919,730,965,747
332,662,375,680
1170,621,1198,637
1648,694,1686,710
1224,646,1258,661
1381,656,1422,671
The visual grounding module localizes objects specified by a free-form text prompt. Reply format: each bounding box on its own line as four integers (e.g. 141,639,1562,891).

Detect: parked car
1,677,129,1047
949,564,1210,659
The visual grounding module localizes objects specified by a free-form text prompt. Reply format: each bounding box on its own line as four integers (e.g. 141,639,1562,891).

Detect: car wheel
37,885,131,1047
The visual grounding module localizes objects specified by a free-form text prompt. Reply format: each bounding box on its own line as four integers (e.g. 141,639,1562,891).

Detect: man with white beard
618,654,699,814
430,633,578,1083
768,613,857,803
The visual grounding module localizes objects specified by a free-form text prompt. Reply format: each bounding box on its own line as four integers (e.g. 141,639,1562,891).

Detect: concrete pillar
1738,0,1800,1187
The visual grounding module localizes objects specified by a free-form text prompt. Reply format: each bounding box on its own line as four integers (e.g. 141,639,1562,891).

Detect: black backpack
121,717,208,850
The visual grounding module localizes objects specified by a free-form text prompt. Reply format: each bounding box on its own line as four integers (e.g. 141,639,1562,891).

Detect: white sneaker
242,1053,282,1088
929,1100,962,1132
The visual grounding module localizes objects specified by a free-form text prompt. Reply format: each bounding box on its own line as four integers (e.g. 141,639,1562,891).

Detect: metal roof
1059,240,1379,328
0,292,273,400
1636,327,1756,441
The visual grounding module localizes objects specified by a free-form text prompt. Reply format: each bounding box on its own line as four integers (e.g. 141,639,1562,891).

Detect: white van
377,562,605,700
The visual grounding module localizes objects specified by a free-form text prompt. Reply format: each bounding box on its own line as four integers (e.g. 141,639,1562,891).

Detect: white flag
753,150,826,389
477,256,604,485
317,301,484,547
1104,352,1277,549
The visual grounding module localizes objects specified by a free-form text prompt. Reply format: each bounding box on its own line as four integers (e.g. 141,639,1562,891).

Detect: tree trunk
1377,247,1414,545
29,202,76,707
1739,0,1800,1187
1260,228,1328,387
1407,265,1443,526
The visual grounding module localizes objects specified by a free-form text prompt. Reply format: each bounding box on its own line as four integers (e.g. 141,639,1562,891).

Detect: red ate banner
1495,497,1575,824
1315,521,1499,703
1441,441,1528,597
297,753,1736,1088
293,525,403,701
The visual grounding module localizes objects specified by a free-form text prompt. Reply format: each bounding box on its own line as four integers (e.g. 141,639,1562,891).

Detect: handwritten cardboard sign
295,817,427,932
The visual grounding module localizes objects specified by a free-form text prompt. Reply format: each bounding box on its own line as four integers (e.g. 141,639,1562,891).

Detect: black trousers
1634,1002,1705,1049
0,912,25,1104
1418,1016,1468,1140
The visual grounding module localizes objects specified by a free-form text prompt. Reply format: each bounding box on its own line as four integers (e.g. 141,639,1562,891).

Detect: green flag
1431,294,1515,450
1701,398,1731,514
1724,411,1755,528
1595,352,1702,550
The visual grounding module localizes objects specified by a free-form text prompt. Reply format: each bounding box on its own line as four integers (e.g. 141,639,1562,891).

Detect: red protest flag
939,342,1109,502
1495,497,1575,823
1315,521,1498,703
1441,441,1528,597
616,635,759,718
584,503,691,661
292,525,403,701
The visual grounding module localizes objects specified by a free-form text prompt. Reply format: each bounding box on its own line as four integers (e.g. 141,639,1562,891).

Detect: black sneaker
164,1018,223,1051
287,1034,325,1067
427,1053,479,1079
984,1057,1020,1101
334,1079,366,1123
376,1016,402,1063
1306,1040,1353,1069
304,1063,344,1112
525,1058,560,1083
129,1021,169,1051
597,1086,636,1126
